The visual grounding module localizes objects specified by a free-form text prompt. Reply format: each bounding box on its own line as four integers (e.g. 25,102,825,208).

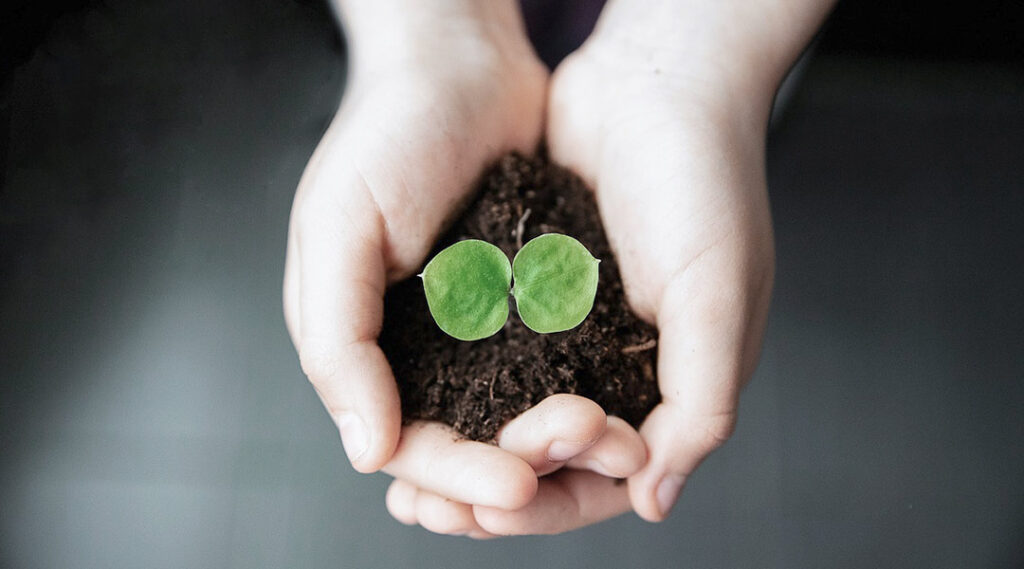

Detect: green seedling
511,233,600,334
421,234,599,341
420,239,512,341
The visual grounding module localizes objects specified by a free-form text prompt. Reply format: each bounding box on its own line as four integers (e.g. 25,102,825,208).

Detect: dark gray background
2,1,1022,568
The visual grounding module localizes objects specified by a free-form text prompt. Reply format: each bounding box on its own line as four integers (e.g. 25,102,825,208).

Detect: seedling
420,234,599,341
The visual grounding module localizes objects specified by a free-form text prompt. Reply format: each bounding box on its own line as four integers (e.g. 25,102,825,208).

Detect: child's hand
512,0,832,527
543,46,776,525
283,1,548,473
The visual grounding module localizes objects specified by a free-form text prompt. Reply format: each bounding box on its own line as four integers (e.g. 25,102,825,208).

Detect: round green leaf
421,239,512,341
512,233,599,334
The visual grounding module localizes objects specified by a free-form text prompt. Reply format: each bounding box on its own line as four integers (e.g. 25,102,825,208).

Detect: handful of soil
379,153,660,442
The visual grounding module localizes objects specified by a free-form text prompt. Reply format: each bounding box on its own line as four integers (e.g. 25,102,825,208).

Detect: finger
472,470,631,536
383,422,538,510
565,416,647,478
628,251,771,522
496,394,607,476
413,487,498,539
385,478,418,526
294,168,401,474
628,403,735,522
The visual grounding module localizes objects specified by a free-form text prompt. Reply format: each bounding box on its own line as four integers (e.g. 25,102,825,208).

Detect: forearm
585,0,836,114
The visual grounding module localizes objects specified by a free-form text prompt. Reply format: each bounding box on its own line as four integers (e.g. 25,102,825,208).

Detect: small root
515,208,532,250
621,339,657,354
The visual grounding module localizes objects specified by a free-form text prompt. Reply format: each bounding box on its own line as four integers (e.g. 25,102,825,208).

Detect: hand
283,1,548,472
528,0,842,523
511,0,831,528
545,46,776,523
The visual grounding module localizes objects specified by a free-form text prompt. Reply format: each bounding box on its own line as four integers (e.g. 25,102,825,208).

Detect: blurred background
1,1,1022,567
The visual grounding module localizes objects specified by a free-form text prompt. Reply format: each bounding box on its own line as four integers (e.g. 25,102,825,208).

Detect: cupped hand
542,33,778,523
283,5,548,473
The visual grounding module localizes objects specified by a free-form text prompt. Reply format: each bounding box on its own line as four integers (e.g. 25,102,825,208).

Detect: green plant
420,234,599,341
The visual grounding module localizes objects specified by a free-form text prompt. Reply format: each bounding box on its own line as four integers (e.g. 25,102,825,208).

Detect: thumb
289,169,402,474
627,249,770,521
628,402,737,522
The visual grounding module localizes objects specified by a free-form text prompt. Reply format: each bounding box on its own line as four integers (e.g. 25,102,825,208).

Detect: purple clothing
520,0,606,68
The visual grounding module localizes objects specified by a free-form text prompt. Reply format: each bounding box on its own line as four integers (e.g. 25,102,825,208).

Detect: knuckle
298,342,344,386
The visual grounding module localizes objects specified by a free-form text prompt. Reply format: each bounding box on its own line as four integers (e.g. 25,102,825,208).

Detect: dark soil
379,153,660,442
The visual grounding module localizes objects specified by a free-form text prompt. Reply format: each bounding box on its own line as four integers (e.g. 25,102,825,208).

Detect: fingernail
584,459,616,478
336,413,369,463
547,440,590,462
656,474,686,518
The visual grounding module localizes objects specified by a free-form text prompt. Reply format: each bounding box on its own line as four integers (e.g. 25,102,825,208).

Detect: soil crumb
379,153,660,442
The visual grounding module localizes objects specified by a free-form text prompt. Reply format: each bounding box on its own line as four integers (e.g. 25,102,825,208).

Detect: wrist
337,0,538,77
581,0,832,122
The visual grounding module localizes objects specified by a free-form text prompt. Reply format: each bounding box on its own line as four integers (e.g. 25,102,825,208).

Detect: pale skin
283,0,835,537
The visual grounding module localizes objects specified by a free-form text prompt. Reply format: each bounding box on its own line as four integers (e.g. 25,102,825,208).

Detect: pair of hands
284,0,827,537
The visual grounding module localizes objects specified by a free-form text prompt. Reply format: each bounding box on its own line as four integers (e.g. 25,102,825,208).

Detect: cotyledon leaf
511,233,599,334
421,239,512,341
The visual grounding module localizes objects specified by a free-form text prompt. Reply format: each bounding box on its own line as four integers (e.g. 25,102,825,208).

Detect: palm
312,65,548,280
